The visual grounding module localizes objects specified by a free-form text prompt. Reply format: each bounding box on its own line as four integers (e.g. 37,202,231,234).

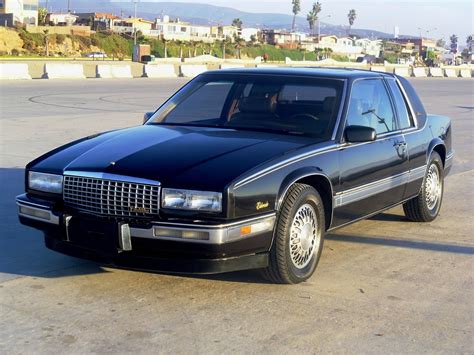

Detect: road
0,78,473,353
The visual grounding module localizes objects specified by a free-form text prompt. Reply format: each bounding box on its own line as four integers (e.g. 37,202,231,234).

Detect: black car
17,68,453,284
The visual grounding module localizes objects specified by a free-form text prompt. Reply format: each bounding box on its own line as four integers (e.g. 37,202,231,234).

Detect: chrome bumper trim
16,200,60,225
131,213,277,244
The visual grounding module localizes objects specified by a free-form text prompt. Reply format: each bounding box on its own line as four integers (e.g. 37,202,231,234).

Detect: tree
436,38,446,48
232,18,243,29
234,37,245,59
38,7,48,26
291,0,301,32
347,9,357,35
43,29,49,57
450,34,458,53
306,2,322,36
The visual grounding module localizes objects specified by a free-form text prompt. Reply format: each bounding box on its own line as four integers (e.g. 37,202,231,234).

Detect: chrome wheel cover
289,203,319,269
425,163,442,210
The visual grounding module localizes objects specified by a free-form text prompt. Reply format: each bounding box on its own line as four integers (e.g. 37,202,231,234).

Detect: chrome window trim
63,171,161,187
330,79,349,140
393,76,419,129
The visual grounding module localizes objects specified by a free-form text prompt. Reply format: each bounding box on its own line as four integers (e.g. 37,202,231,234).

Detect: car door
333,78,410,227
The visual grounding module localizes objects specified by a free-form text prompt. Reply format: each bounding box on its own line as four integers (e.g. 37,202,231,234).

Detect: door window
346,79,397,134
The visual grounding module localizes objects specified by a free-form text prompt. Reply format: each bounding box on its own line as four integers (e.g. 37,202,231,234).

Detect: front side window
386,78,414,129
149,75,344,138
346,79,396,134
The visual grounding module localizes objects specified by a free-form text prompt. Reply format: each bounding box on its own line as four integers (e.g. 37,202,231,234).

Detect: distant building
240,28,259,42
0,0,38,25
262,30,303,45
46,12,78,26
150,16,213,42
75,12,119,31
112,17,153,35
394,26,400,39
392,37,437,56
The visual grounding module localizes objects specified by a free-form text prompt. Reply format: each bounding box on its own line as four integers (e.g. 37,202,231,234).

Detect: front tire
261,183,325,284
403,151,444,222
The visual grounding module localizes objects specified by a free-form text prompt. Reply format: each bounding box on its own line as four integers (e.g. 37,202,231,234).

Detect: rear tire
261,183,325,284
403,152,444,222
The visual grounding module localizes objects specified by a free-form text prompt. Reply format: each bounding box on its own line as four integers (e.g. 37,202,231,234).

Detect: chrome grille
63,175,160,217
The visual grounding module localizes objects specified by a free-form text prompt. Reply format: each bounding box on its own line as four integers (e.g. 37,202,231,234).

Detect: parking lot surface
0,78,472,353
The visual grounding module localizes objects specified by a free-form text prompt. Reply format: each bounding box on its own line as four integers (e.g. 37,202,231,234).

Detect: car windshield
148,74,345,138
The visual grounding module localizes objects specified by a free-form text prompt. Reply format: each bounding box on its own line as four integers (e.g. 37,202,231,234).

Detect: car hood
30,125,317,191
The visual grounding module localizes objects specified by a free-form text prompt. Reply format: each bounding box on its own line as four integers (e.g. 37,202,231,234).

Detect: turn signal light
240,226,252,236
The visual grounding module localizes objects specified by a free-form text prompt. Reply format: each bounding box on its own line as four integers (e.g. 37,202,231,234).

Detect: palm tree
43,29,49,57
232,18,243,29
234,37,245,59
291,0,301,32
306,2,322,36
450,34,458,53
347,9,357,35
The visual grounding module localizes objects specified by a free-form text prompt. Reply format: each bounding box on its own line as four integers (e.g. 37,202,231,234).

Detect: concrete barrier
219,64,245,69
44,63,85,79
412,67,428,77
444,68,457,78
429,67,444,77
144,64,177,78
394,67,410,77
460,68,472,78
179,65,207,78
0,63,31,80
97,64,132,79
256,64,279,68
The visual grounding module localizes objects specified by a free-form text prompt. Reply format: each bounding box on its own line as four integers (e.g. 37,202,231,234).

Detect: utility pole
133,0,139,45
67,0,70,12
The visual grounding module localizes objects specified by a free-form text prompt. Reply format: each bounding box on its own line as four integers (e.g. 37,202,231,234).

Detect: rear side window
346,79,396,134
386,78,414,129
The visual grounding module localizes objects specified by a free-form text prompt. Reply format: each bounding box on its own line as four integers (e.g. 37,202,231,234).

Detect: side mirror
345,125,377,143
143,112,154,124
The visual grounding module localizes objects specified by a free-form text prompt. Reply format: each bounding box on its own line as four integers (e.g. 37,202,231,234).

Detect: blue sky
133,0,473,42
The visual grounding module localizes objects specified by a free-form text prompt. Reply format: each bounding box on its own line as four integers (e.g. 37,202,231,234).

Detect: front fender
276,167,333,210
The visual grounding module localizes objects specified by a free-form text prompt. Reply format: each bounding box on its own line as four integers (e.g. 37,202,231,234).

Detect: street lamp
318,15,331,45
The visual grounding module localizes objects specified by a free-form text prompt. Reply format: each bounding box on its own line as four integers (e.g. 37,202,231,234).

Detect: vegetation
90,32,133,59
38,7,48,26
231,18,243,29
449,34,458,53
306,2,322,35
291,0,301,31
347,9,357,35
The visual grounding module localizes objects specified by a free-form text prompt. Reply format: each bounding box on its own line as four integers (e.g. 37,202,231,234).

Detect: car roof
204,67,393,79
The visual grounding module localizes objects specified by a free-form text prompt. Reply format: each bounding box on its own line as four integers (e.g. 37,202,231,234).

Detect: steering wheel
290,113,320,122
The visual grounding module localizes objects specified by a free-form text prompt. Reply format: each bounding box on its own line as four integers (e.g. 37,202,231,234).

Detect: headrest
323,96,336,113
238,97,276,114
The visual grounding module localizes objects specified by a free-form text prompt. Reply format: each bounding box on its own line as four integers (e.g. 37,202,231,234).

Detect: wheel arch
428,139,446,166
276,168,334,231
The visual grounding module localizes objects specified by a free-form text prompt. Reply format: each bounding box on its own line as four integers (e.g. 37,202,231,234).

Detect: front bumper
16,194,275,274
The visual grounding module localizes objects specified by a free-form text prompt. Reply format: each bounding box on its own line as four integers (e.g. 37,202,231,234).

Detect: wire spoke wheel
289,203,319,269
425,163,442,210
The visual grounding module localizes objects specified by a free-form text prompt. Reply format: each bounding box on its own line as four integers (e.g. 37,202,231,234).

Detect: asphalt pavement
0,77,472,353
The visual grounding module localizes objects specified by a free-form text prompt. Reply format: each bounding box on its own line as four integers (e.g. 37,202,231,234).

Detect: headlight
28,172,63,194
162,188,222,212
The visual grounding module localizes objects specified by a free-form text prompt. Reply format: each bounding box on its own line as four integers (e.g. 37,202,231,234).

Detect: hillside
40,0,395,38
